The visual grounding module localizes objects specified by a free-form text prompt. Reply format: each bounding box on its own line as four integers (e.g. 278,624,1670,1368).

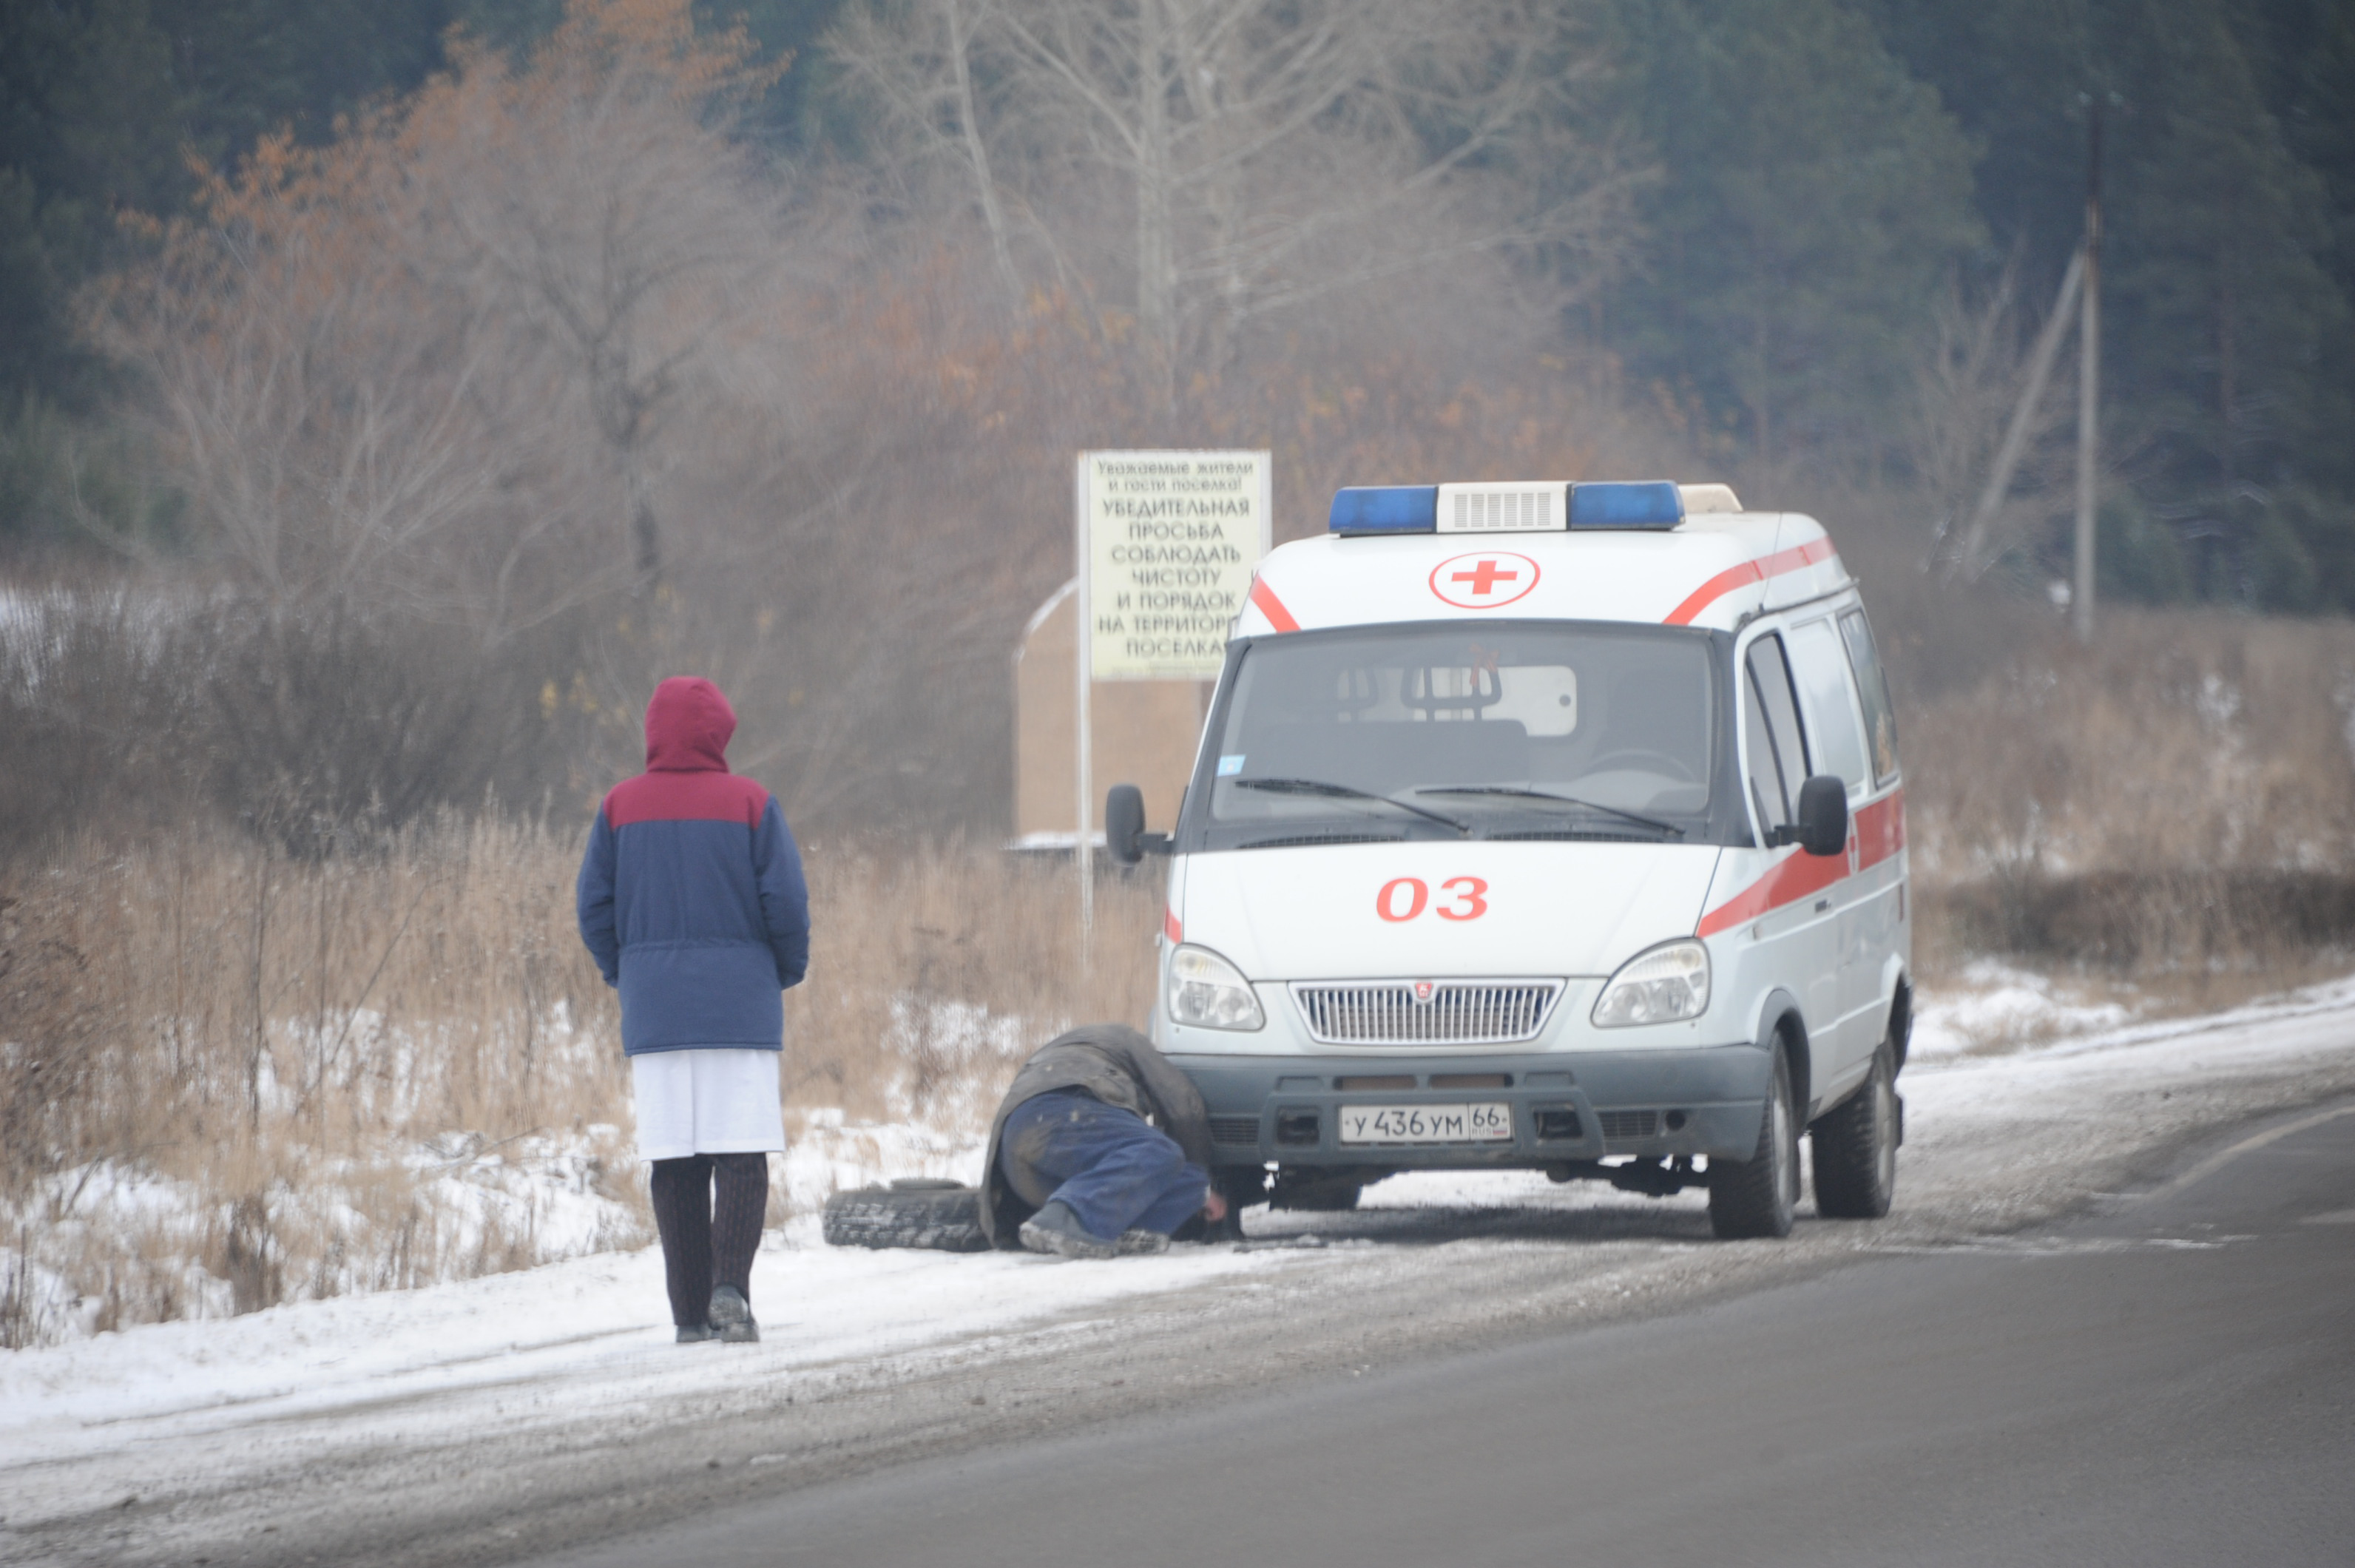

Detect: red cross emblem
1455,560,1515,594
1429,550,1541,609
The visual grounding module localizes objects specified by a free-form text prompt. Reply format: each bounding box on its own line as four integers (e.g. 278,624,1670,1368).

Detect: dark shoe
1018,1200,1118,1260
1115,1229,1171,1256
709,1285,759,1343
677,1322,717,1344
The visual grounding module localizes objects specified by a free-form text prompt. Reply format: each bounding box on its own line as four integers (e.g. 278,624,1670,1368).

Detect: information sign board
1080,450,1271,682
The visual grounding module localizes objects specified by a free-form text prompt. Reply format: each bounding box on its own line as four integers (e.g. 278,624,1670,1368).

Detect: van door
1837,604,1908,1053
1780,615,1877,1095
1736,629,1840,1094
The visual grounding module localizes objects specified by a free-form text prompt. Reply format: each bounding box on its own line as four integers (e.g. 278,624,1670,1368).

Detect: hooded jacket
575,677,810,1055
976,1024,1214,1246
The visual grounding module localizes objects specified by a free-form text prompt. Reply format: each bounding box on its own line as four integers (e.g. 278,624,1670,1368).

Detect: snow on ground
1910,960,2355,1061
0,1210,1305,1475
1,1126,649,1348
6,964,2354,1478
1909,959,2136,1058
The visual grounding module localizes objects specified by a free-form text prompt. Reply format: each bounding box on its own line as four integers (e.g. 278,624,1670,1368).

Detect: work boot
1115,1229,1171,1256
708,1285,759,1343
1018,1200,1118,1260
676,1322,717,1344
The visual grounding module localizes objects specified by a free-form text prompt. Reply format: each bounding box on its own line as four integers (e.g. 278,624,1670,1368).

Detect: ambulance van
1104,480,1908,1238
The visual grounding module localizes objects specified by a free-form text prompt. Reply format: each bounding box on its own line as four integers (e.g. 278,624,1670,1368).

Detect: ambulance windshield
1203,623,1715,845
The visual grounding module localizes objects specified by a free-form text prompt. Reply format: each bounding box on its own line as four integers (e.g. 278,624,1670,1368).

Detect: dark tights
649,1152,768,1328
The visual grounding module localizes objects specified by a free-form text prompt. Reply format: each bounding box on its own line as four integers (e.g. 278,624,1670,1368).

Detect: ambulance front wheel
1708,1044,1800,1240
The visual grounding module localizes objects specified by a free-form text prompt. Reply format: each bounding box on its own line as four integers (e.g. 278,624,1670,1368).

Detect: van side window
1743,635,1808,837
1837,608,1900,786
1781,618,1870,794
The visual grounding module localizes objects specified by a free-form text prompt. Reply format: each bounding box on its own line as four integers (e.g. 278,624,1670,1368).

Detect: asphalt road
531,1101,2355,1568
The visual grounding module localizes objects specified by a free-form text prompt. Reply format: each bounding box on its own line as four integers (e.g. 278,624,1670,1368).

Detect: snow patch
1909,961,2135,1058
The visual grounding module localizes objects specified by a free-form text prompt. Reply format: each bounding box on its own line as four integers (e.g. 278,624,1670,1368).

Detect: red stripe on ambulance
1697,791,1905,937
1249,575,1300,632
1663,537,1837,627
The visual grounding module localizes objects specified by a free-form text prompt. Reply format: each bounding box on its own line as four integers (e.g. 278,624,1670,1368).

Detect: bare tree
427,6,785,597
92,130,578,634
828,0,1629,405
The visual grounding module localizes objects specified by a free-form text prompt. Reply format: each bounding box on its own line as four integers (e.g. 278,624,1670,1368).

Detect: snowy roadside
5,965,2355,1568
8,967,2355,1468
0,1214,1308,1476
1909,961,2355,1062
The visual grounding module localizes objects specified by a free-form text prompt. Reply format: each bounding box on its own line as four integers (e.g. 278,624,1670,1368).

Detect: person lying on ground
978,1023,1228,1259
577,676,811,1343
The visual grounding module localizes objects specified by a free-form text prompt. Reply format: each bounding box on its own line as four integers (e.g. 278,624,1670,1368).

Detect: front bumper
1169,1044,1771,1169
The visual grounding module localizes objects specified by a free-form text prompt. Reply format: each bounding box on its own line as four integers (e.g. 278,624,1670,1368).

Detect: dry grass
9,602,2355,1346
0,824,1159,1346
1903,608,2355,984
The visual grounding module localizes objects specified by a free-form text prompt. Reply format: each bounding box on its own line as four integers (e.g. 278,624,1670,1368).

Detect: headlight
1166,944,1265,1031
1592,939,1710,1027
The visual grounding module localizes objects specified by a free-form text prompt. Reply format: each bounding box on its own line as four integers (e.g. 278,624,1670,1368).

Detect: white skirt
630,1048,787,1163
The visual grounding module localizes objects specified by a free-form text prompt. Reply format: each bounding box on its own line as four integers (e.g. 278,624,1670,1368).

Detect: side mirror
1106,783,1171,865
1796,774,1848,857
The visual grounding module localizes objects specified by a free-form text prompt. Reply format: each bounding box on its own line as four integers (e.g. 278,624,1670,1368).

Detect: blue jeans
1000,1089,1209,1243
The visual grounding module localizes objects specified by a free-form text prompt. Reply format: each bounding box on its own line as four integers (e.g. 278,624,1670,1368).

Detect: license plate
1337,1102,1513,1144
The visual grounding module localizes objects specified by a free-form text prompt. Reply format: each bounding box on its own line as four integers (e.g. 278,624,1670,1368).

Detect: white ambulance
1104,480,1908,1238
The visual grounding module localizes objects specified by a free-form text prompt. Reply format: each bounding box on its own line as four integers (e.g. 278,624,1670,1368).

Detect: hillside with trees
2,0,2352,844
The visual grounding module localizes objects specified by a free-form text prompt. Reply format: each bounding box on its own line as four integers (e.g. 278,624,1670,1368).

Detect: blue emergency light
1328,485,1440,535
1570,481,1684,529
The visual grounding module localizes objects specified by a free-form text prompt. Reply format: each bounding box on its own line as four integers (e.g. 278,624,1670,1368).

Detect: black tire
1709,1045,1800,1240
1811,1043,1898,1219
821,1181,989,1252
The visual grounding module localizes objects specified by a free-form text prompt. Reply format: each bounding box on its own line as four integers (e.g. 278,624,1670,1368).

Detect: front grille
1291,980,1561,1046
1209,1115,1260,1146
1598,1109,1659,1144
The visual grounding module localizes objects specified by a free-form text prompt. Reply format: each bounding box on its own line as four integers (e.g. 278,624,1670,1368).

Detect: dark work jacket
575,677,810,1054
977,1024,1214,1247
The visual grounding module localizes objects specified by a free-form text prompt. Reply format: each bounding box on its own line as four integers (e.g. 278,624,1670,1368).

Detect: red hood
643,677,736,772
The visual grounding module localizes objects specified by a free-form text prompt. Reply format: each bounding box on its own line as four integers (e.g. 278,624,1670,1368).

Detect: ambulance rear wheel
1709,1046,1799,1240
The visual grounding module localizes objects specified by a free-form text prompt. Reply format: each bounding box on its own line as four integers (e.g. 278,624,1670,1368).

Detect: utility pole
2073,95,2104,646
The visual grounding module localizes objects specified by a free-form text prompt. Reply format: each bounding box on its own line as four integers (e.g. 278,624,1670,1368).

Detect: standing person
978,1024,1227,1258
578,677,810,1343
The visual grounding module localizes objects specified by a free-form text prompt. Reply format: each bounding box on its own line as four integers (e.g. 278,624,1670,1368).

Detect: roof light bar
1570,481,1684,530
1328,485,1439,535
1329,479,1697,534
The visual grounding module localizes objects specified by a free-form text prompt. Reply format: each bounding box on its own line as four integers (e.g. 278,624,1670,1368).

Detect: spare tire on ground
821,1178,991,1252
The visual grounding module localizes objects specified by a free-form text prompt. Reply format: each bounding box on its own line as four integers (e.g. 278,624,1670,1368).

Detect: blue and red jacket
575,677,810,1055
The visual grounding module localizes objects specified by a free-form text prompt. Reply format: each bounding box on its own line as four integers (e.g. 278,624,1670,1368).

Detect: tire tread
821,1184,990,1251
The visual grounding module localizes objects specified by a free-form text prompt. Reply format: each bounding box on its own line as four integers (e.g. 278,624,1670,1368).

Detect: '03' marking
1374,876,1489,923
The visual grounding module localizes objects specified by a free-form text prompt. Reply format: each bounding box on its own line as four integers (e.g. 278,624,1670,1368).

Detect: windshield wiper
1412,785,1685,839
1234,777,1468,834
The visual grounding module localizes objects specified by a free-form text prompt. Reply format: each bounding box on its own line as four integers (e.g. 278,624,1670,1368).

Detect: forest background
7,0,2355,1341
4,0,2352,843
